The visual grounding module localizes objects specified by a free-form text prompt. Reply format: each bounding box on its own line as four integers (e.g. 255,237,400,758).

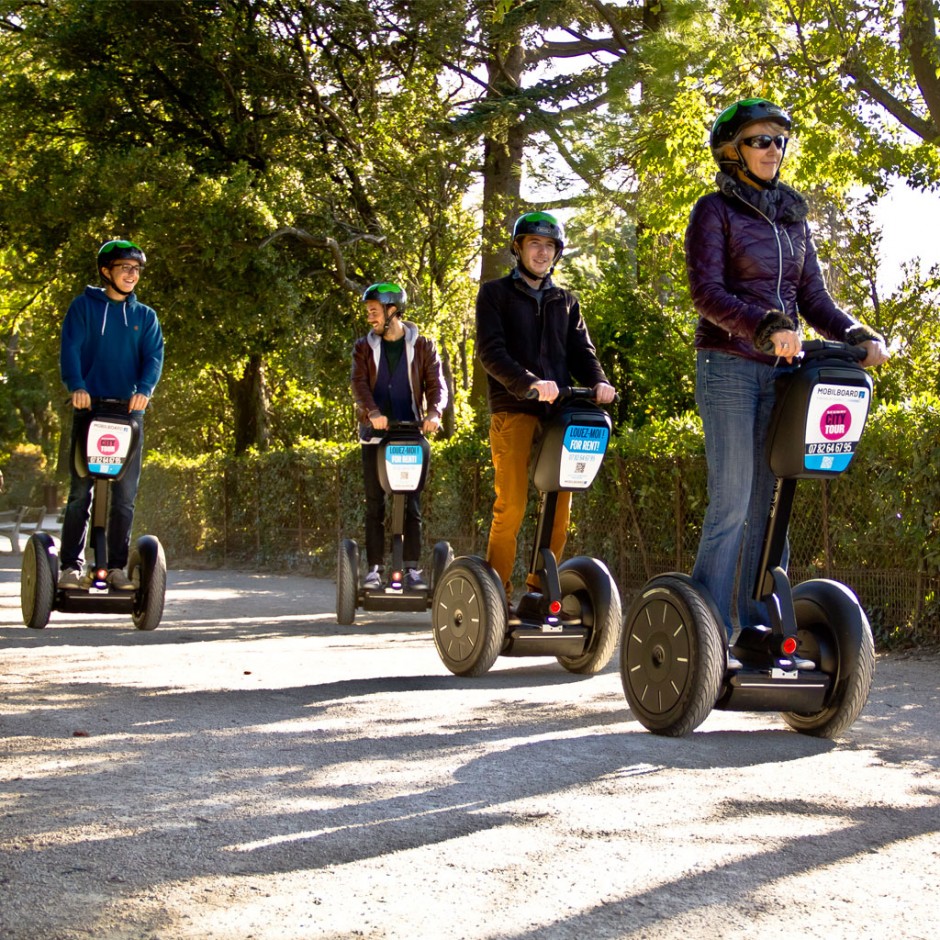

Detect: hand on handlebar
369,414,389,430
71,389,91,410
529,379,559,403
769,329,801,363
422,415,441,435
128,393,150,412
593,382,616,404
859,338,890,368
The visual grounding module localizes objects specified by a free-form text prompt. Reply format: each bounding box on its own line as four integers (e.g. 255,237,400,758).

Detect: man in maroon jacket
351,282,447,591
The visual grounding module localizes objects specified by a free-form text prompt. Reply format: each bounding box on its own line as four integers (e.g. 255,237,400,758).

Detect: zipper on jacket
731,191,787,313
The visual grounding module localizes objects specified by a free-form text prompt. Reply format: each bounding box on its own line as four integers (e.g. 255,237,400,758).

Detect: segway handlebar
524,386,618,404
761,337,868,363
373,419,428,437
798,339,868,363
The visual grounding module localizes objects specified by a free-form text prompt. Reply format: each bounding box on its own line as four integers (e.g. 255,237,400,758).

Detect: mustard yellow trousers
486,411,571,596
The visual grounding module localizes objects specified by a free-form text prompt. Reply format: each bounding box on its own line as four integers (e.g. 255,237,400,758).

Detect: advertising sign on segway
86,419,134,476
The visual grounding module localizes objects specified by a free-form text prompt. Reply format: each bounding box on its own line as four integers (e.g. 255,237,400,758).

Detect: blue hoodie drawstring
101,300,129,335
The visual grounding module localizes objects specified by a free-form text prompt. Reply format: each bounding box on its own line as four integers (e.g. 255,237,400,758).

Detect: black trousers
361,444,422,568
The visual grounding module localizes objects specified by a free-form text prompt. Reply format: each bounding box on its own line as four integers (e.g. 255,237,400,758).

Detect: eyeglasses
113,263,142,275
740,134,788,151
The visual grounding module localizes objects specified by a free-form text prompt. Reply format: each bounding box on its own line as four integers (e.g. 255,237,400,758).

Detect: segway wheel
432,556,505,677
555,556,621,674
430,540,454,593
782,579,876,738
620,574,724,736
336,539,359,625
129,536,167,631
21,533,57,630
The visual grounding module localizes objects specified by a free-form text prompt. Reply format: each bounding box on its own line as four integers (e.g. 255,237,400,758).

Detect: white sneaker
363,566,383,590
404,568,428,591
57,567,81,589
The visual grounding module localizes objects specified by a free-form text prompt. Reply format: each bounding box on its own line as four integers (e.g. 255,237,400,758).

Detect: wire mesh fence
136,441,939,646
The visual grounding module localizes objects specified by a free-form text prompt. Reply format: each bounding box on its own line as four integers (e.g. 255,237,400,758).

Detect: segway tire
782,579,875,738
620,574,724,736
21,533,57,630
129,536,166,631
432,556,506,677
555,556,621,674
336,539,359,625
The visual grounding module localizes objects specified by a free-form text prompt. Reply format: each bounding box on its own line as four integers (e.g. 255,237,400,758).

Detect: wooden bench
0,506,48,555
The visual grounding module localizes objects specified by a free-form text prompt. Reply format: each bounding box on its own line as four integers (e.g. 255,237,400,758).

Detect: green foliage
614,411,704,460
0,0,480,458
1,0,939,504
0,443,46,509
563,209,697,429
864,395,940,572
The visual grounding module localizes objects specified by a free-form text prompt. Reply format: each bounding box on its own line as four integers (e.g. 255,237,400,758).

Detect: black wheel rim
624,596,692,716
435,572,485,667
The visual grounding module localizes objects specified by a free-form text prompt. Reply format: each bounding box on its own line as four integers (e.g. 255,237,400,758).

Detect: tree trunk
438,339,456,439
228,354,270,455
470,34,526,413
902,0,940,137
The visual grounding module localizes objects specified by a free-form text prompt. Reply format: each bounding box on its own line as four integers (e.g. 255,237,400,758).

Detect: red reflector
96,569,108,580
549,600,562,614
782,636,798,655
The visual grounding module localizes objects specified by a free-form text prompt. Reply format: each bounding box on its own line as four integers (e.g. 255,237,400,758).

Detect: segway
432,388,621,677
20,399,167,631
336,421,453,624
621,340,876,737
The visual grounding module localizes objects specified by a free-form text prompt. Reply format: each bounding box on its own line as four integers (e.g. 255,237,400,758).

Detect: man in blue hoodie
57,240,165,590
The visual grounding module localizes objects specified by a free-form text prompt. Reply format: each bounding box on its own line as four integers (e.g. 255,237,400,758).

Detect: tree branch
259,228,386,293
843,51,937,142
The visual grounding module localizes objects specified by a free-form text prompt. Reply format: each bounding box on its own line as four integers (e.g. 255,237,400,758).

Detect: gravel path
1,558,938,939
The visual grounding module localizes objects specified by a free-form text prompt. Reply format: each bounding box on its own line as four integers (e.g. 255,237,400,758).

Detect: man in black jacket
475,211,616,601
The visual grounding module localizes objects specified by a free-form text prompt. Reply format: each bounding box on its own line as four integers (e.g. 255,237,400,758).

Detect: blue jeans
59,411,144,572
692,350,790,640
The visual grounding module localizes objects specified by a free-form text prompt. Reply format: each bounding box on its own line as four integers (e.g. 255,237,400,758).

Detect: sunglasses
740,134,788,151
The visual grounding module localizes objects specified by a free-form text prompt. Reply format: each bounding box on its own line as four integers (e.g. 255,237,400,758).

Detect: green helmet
97,239,146,270
710,98,791,162
361,282,407,313
511,211,565,252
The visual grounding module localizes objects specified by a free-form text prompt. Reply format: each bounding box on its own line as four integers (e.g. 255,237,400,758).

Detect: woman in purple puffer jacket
685,98,889,667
